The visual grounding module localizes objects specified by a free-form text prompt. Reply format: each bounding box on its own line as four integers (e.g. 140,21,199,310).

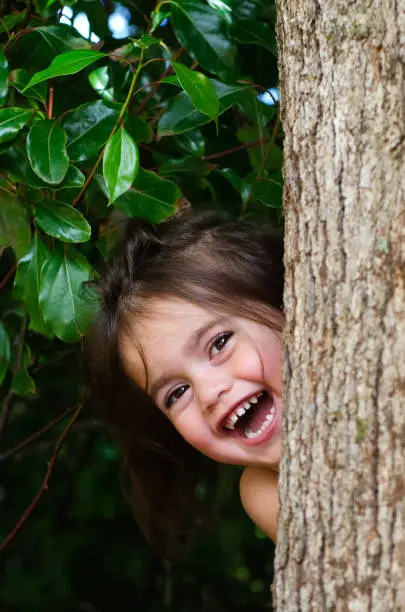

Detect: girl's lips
231,394,282,446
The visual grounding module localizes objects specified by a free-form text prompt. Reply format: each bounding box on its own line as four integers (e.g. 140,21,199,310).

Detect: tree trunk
275,1,405,610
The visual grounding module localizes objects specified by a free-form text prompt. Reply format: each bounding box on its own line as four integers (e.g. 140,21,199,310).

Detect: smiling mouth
222,391,276,440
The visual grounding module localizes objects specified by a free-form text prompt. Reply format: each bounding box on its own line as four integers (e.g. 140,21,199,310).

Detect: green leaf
171,0,237,80
150,9,171,33
253,173,283,208
159,157,211,180
11,368,35,396
0,322,10,385
175,129,205,156
24,50,107,91
162,75,181,86
114,169,179,223
88,66,114,103
27,120,69,185
125,115,153,144
133,34,161,49
172,62,219,121
14,235,53,336
158,81,249,136
0,108,33,145
0,191,31,259
63,101,119,162
10,344,35,396
216,168,244,194
0,13,24,33
230,19,278,56
9,69,47,103
103,127,139,205
39,243,96,342
25,164,85,190
35,200,91,243
0,51,8,106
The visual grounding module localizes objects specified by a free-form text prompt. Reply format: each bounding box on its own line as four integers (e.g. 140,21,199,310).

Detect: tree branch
0,399,85,553
0,262,17,291
0,405,75,462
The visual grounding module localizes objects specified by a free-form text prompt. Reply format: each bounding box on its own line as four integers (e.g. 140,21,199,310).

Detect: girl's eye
166,384,189,408
209,332,233,358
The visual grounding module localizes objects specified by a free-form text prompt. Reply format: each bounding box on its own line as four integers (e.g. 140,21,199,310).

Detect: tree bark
275,1,405,610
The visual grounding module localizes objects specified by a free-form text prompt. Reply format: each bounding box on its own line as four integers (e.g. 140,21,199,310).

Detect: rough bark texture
275,1,405,610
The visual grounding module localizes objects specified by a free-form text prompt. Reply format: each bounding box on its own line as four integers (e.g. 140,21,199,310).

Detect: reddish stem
135,47,184,117
0,263,17,291
0,406,75,462
0,400,85,553
47,83,53,120
202,136,273,161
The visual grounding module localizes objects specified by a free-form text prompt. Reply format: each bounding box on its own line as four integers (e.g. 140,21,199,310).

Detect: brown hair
86,209,284,556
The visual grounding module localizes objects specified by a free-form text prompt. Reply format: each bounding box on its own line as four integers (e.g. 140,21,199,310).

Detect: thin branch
0,405,75,461
0,262,17,291
47,83,53,120
73,50,145,207
135,47,184,117
0,315,27,440
0,390,14,440
21,0,33,29
244,108,281,209
202,136,274,161
0,399,85,553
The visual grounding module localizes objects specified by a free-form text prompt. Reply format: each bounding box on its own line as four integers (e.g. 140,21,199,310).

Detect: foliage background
0,0,281,609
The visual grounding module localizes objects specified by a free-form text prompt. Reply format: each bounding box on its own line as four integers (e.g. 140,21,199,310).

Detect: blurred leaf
253,173,283,207
39,243,96,342
217,167,244,194
172,62,219,121
27,120,69,185
0,191,31,258
63,101,119,162
125,115,153,144
35,200,91,243
25,164,85,190
158,81,249,135
0,13,24,33
159,157,211,180
133,34,161,49
150,9,171,33
0,50,8,107
10,343,35,395
175,129,205,156
88,66,114,103
103,127,139,205
0,322,10,385
14,234,54,336
115,169,179,222
0,108,33,145
230,19,277,56
207,0,233,23
171,0,237,80
24,50,107,91
9,69,48,104
11,365,36,395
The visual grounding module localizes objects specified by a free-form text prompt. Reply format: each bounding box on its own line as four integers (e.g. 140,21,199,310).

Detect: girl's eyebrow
185,316,228,353
149,316,228,399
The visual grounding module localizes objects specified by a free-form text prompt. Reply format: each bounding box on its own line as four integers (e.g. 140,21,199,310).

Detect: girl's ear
239,466,279,542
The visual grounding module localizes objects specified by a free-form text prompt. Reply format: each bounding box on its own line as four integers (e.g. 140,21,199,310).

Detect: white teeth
223,391,264,430
245,408,274,438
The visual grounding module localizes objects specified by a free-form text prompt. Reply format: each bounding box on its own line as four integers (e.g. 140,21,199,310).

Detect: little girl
87,209,284,555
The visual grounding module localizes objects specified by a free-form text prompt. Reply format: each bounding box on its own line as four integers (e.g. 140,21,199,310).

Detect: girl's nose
195,368,232,413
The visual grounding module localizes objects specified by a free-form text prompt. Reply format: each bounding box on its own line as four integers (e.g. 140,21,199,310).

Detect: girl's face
121,297,283,470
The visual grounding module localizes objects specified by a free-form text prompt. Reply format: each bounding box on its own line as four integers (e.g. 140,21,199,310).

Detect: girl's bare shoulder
239,466,279,542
